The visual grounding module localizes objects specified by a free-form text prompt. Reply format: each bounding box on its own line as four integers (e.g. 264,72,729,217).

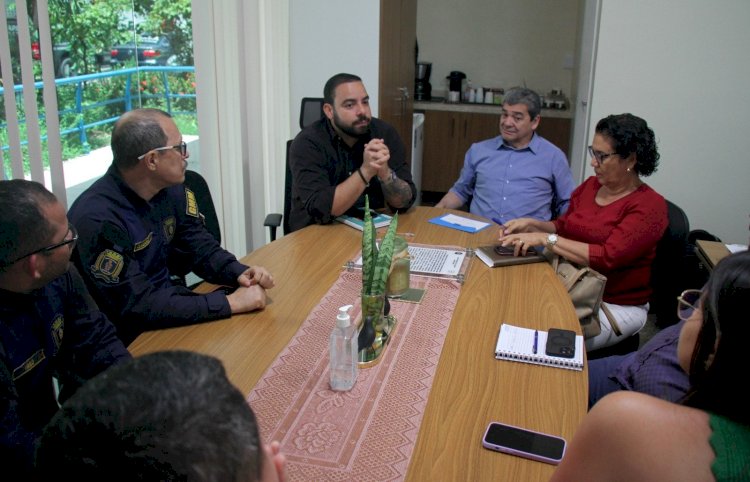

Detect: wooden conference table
129,206,586,481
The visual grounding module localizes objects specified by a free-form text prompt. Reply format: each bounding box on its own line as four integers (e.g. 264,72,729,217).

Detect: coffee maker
415,62,432,101
446,71,466,103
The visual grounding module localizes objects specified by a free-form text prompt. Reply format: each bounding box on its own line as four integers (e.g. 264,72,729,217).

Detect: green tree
46,0,133,75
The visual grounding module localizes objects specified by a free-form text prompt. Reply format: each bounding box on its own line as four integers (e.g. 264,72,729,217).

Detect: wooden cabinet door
421,110,463,192
379,0,417,164
464,112,500,148
536,117,572,160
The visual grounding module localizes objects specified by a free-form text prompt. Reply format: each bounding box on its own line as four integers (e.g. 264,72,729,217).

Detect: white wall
588,0,750,244
289,0,380,136
417,0,580,100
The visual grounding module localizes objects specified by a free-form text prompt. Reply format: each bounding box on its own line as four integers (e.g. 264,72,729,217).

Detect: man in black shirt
288,73,416,231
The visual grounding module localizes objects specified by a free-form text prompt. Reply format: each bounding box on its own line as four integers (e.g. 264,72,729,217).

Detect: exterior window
1,0,196,205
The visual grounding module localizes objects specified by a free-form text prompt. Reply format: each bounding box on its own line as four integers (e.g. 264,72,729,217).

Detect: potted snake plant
357,195,398,354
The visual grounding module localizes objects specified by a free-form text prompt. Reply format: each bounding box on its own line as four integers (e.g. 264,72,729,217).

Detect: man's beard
333,111,371,139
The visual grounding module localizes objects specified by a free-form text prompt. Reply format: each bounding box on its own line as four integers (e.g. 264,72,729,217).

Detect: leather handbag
545,251,620,339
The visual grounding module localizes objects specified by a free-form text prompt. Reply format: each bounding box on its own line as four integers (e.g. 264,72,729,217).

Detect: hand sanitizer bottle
330,305,358,391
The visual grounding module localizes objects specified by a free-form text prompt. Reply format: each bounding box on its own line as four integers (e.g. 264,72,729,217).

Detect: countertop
414,99,573,119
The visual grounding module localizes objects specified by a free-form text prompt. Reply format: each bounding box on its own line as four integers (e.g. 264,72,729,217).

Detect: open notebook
495,324,583,371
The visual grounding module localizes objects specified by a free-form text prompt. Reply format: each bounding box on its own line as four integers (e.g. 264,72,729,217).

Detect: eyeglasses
4,223,78,266
137,141,187,160
677,289,702,320
587,145,618,164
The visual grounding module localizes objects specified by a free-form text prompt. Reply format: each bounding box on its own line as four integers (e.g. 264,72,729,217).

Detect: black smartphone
545,328,576,358
482,422,566,465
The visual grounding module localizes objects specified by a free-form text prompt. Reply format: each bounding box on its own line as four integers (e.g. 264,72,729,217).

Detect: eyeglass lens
678,290,701,320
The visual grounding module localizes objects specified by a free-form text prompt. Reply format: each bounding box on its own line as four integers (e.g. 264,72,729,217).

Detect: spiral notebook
495,324,584,371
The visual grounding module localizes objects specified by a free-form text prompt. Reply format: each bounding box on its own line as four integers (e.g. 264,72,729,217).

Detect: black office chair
589,199,690,360
170,169,222,287
649,199,690,328
264,97,325,241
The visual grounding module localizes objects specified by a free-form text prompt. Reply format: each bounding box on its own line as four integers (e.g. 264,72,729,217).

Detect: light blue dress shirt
448,133,575,224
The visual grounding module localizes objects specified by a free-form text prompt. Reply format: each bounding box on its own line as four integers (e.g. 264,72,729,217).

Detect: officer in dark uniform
69,108,275,346
0,180,131,476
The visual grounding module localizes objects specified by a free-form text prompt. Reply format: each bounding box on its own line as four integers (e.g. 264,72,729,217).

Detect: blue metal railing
0,66,196,154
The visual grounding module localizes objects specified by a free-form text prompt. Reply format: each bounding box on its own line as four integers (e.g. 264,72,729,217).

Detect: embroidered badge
12,349,46,380
51,315,64,349
186,188,199,218
163,216,176,242
133,232,153,252
91,249,124,283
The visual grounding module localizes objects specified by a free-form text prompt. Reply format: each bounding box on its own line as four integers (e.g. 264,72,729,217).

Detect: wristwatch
546,233,559,249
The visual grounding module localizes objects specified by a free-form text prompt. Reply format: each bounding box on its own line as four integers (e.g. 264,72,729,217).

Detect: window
1,0,197,206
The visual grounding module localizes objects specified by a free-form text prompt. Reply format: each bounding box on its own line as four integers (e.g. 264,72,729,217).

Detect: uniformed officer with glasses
69,108,276,346
0,179,131,476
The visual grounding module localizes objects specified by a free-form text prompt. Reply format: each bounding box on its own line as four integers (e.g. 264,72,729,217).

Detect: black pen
533,330,538,354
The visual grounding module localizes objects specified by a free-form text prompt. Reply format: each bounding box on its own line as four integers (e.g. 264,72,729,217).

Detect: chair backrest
184,169,221,244
299,97,325,129
649,199,690,326
281,98,326,236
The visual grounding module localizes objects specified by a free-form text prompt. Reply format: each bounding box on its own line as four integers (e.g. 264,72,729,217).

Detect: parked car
31,41,75,78
107,34,178,67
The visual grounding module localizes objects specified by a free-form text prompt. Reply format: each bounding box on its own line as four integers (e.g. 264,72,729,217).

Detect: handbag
545,251,620,339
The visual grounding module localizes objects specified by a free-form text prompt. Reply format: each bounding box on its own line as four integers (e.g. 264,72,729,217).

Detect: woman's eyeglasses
677,289,702,320
587,145,618,164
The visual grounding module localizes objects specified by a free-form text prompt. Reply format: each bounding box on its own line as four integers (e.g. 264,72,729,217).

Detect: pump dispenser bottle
329,305,358,391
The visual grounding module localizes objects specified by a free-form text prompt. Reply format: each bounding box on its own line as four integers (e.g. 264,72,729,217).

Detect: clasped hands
497,218,546,256
227,266,275,313
359,138,392,182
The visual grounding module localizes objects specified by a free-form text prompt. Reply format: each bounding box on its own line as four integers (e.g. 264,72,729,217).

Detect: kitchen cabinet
419,105,572,198
421,110,499,193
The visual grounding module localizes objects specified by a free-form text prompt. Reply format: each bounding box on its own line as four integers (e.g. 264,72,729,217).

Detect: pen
533,330,538,354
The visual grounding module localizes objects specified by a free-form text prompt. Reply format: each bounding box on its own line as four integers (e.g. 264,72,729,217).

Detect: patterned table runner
247,269,462,481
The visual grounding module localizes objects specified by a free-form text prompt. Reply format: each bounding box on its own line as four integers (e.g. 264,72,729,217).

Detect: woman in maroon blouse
499,114,668,351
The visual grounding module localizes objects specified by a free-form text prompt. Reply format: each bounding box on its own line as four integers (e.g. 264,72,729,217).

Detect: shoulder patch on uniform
185,188,199,218
133,232,153,252
163,216,176,242
51,315,64,349
12,349,45,381
91,249,125,284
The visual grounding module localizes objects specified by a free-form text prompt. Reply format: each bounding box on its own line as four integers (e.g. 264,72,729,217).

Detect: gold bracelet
357,168,369,187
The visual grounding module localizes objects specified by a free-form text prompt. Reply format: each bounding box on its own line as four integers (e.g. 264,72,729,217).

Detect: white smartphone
482,421,566,465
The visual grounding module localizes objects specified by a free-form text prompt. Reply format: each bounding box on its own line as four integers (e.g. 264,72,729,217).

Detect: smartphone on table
482,421,566,465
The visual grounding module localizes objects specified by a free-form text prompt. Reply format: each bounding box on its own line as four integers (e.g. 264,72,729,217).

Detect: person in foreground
500,113,667,351
0,180,131,477
36,350,285,481
69,108,275,345
288,73,416,232
550,250,750,481
435,87,575,223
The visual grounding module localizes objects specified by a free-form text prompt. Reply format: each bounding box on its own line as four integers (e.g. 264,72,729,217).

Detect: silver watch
546,233,558,249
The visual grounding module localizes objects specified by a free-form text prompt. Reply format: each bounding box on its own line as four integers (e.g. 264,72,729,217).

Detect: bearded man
288,73,416,231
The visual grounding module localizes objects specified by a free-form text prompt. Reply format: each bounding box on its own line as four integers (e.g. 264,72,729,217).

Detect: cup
448,91,460,103
386,236,410,298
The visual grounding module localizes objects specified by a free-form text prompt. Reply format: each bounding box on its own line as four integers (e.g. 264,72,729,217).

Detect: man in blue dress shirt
435,87,575,224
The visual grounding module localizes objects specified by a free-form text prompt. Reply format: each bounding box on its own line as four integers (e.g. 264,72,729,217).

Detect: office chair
589,199,689,360
170,169,222,287
264,97,325,241
649,199,690,328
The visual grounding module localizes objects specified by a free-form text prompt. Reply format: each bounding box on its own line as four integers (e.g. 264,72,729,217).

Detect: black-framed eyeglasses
137,141,187,160
587,145,618,164
677,289,702,320
5,223,78,266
